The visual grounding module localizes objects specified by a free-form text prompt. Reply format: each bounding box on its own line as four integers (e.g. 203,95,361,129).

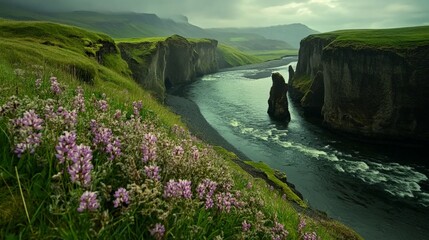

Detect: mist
2,0,429,31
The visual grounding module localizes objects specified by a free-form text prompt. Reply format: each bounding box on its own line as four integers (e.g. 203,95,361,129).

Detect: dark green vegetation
0,1,310,61
0,19,362,239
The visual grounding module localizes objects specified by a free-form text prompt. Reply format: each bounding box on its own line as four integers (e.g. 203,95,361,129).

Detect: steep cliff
119,35,218,99
291,26,429,142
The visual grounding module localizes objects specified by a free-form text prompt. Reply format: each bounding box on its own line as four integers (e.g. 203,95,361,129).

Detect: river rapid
172,59,429,240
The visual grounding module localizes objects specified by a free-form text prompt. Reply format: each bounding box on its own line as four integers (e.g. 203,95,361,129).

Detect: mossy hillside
217,44,262,68
307,25,429,51
0,19,131,82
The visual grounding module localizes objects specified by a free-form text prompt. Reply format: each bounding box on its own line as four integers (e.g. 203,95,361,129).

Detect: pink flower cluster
13,110,44,157
271,221,289,240
55,131,93,187
96,99,108,112
132,100,143,116
242,220,251,232
90,120,121,160
141,133,157,163
68,144,93,187
215,192,238,213
303,232,320,240
197,179,217,209
57,106,77,128
77,191,99,212
150,223,165,240
55,131,77,164
113,187,130,208
172,145,184,157
163,179,192,199
50,76,61,95
73,87,85,112
144,165,161,181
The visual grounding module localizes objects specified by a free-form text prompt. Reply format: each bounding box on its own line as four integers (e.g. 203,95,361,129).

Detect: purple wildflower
150,223,165,240
215,192,237,213
73,87,85,112
246,181,253,189
271,221,289,240
77,191,99,212
303,232,320,240
50,76,61,95
141,133,157,163
298,216,307,232
105,137,121,160
57,107,77,128
55,131,77,164
242,220,251,232
35,78,42,88
144,165,161,181
172,145,184,157
44,103,55,119
96,99,108,112
12,110,44,157
68,144,93,187
196,179,217,200
164,179,192,199
191,146,199,160
114,109,122,119
145,133,157,144
113,187,130,208
132,100,143,116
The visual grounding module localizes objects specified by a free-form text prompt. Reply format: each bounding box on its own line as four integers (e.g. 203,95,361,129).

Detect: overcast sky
5,0,429,32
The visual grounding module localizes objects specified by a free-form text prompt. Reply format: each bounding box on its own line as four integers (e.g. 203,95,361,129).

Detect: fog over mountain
2,0,429,32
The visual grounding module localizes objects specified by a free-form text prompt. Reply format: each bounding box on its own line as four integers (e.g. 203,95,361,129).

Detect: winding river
173,59,429,240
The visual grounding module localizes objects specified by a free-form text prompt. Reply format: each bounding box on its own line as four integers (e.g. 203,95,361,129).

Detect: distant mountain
209,24,319,49
0,1,313,56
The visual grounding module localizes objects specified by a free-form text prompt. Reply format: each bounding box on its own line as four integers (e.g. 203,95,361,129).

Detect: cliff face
291,34,429,142
119,35,218,99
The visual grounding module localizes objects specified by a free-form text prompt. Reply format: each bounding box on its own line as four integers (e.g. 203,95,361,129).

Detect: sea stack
267,72,291,122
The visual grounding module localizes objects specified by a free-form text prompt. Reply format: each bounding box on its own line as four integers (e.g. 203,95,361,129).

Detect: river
171,59,429,240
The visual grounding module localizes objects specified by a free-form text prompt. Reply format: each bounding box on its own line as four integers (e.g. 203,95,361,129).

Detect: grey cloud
1,0,429,31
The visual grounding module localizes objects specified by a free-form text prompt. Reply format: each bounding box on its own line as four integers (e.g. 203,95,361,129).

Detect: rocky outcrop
119,35,218,99
268,72,291,122
291,32,429,142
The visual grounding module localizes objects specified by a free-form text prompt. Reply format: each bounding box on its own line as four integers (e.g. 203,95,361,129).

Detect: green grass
310,25,429,50
0,19,361,240
245,49,299,61
217,44,262,67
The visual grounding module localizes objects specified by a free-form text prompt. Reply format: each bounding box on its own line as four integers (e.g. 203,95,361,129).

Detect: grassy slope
312,25,429,50
0,19,361,239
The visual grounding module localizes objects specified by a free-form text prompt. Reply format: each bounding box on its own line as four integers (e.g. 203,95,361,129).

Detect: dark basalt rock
267,72,291,122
